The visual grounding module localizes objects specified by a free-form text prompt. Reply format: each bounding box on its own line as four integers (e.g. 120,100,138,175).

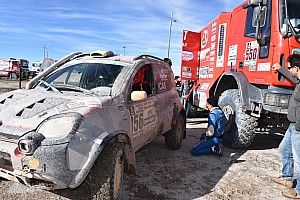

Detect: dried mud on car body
0,118,290,200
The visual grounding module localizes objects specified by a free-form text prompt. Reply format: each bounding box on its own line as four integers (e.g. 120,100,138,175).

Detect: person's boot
282,188,300,199
211,145,222,157
271,177,294,188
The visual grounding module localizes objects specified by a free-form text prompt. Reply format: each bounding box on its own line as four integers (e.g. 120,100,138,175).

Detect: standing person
163,58,172,68
179,80,188,98
191,96,227,156
179,80,191,105
271,53,300,199
184,81,195,117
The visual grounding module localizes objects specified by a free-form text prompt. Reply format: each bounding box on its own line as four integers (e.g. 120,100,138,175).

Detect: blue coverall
191,107,227,156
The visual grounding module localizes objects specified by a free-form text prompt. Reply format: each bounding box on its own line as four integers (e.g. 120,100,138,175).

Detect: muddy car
0,51,186,199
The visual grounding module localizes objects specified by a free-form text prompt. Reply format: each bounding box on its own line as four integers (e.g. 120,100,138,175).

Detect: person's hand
272,63,281,72
200,132,206,141
206,125,214,137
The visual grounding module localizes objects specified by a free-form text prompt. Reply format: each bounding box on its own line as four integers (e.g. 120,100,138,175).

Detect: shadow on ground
123,118,284,200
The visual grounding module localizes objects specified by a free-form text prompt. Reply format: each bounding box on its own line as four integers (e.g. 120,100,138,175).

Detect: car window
43,63,123,90
85,63,123,89
131,64,154,96
47,64,86,86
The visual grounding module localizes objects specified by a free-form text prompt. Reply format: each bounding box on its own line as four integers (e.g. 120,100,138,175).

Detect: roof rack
71,53,90,60
71,51,115,60
133,55,164,61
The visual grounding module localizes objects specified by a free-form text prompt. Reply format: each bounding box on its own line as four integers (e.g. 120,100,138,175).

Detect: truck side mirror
242,0,267,9
253,6,267,42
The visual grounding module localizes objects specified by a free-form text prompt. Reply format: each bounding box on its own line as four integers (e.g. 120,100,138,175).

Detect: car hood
0,89,110,137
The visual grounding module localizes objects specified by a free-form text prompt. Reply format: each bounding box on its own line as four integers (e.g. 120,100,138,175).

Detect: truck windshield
280,0,300,36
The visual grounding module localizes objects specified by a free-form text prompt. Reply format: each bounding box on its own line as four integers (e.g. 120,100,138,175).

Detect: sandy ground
0,117,292,200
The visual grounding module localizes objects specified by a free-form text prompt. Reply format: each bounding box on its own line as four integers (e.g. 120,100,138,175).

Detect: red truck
0,58,29,78
181,0,300,148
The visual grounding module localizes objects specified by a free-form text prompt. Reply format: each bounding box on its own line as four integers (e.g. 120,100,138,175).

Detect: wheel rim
113,151,124,199
222,105,235,127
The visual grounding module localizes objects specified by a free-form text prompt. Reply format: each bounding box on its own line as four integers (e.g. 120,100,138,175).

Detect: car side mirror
131,91,147,101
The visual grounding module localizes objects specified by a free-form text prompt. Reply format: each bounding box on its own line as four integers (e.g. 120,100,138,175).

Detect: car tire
83,142,125,200
218,89,258,149
164,114,185,150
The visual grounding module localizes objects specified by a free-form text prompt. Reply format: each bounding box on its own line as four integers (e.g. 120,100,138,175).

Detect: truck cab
181,0,300,148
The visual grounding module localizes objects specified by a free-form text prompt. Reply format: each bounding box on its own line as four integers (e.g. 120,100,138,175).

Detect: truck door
228,0,272,83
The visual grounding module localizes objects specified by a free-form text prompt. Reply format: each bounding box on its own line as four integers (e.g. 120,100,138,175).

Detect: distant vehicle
0,50,186,199
0,58,29,73
30,61,42,73
0,58,29,77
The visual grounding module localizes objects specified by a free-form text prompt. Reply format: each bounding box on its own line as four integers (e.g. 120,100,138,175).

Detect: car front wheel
164,114,185,150
82,142,125,200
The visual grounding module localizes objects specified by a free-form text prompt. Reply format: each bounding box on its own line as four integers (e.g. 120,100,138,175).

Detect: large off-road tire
218,89,258,149
83,142,125,200
164,114,185,150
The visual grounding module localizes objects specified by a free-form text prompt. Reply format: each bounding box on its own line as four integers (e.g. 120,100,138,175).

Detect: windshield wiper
39,80,61,93
54,84,95,95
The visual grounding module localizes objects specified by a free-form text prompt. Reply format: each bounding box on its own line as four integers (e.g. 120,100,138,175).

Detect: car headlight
37,113,82,139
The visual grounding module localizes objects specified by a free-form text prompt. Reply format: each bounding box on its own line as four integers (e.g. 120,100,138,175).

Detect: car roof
71,53,167,66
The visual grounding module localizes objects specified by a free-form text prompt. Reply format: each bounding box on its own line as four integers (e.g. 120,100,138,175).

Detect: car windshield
36,62,124,95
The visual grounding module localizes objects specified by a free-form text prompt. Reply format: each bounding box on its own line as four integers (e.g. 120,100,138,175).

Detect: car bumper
0,139,75,190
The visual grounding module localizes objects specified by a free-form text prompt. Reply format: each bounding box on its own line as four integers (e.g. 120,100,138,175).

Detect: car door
152,62,175,134
127,64,159,151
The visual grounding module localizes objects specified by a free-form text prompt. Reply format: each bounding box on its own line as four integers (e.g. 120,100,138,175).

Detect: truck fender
68,130,135,188
215,71,262,110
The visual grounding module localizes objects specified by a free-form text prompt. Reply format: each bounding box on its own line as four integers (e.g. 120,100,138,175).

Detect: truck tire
164,114,185,150
83,142,125,200
218,89,257,148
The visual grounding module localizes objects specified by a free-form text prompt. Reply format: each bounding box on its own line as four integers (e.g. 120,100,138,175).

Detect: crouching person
191,96,227,156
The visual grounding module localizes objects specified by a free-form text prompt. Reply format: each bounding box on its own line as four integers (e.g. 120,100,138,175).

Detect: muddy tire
218,89,258,149
83,142,125,200
164,114,185,150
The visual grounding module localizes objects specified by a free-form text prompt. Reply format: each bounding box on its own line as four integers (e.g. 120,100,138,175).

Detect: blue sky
0,0,244,75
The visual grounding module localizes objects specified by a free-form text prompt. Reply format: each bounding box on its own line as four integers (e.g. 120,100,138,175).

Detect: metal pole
123,45,126,55
43,45,46,59
18,66,21,89
167,11,174,58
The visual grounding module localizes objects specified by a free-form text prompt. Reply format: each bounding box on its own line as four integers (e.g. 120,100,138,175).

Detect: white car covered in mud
0,51,186,199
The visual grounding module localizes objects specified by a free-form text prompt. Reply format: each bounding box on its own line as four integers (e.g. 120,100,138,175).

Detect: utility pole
43,44,46,59
122,45,126,55
167,11,177,58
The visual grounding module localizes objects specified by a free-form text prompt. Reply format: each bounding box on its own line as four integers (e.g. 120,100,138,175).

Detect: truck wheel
164,114,185,150
83,142,125,200
218,89,258,148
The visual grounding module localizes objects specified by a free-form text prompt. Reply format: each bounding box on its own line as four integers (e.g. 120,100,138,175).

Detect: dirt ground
0,117,292,200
